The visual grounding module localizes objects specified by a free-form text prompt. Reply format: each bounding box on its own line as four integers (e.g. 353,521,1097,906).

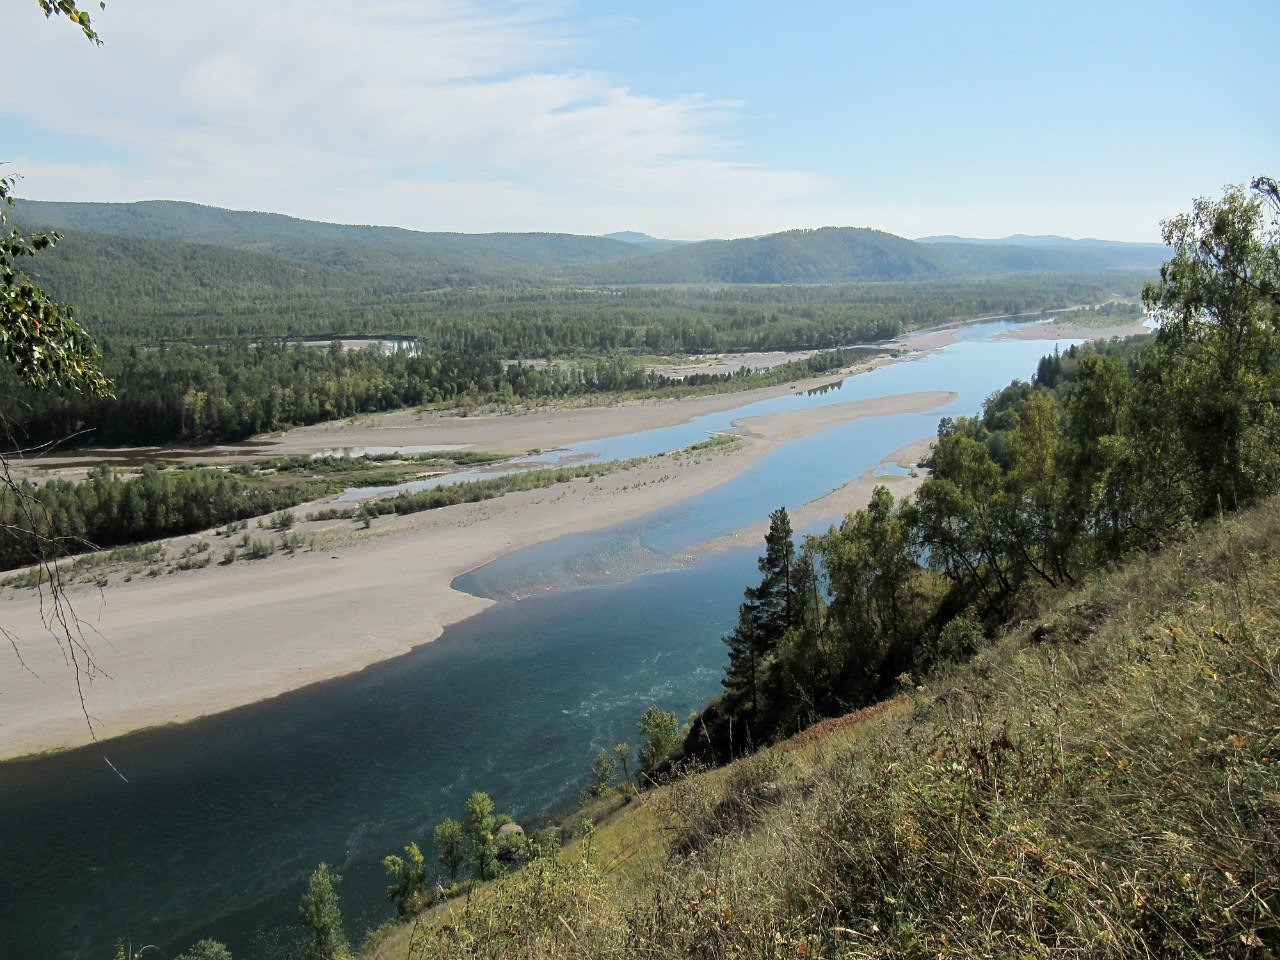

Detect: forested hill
14,199,647,287
16,199,1162,288
581,226,1162,282
601,231,687,252
582,227,943,282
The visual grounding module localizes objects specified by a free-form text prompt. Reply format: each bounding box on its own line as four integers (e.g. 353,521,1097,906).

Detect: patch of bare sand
996,318,1151,341
0,390,953,760
647,349,825,379
255,360,894,458
895,328,960,350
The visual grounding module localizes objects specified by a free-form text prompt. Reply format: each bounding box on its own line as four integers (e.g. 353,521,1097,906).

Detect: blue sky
5,0,1274,241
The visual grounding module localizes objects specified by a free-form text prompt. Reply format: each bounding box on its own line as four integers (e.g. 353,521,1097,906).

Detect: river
0,319,1090,959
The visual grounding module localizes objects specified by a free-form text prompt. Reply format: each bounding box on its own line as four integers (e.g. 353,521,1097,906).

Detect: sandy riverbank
894,315,1150,353
18,358,895,476
697,436,936,555
995,317,1151,341
0,388,953,760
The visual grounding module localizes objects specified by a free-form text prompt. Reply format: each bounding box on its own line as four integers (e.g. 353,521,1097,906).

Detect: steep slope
366,497,1280,960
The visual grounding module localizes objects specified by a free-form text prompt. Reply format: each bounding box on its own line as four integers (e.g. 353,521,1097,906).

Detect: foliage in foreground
689,175,1280,762
369,496,1280,960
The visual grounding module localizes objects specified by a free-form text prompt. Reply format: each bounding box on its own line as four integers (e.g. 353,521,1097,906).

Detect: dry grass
363,499,1280,960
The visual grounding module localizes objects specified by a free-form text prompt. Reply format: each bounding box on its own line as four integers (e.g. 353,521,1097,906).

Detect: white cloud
6,0,827,236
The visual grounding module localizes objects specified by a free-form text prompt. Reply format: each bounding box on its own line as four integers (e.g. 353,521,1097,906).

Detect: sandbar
995,317,1151,341
890,314,1151,354
0,386,953,760
18,359,896,475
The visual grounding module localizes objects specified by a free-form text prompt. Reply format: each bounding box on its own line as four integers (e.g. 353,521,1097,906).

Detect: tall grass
367,498,1280,959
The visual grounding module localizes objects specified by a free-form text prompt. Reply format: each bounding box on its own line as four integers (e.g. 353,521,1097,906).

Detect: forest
1,193,1153,456
2,341,876,449
0,272,1135,451
16,198,1166,294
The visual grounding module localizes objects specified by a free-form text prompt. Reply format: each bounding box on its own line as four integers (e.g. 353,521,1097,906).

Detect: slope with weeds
367,498,1280,959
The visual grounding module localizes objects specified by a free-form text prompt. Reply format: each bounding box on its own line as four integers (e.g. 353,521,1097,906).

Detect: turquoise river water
0,319,1089,958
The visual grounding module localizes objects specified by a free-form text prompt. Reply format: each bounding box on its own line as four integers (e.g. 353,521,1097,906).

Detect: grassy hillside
366,497,1280,959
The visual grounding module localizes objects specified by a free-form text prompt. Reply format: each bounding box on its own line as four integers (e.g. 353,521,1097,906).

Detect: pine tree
298,863,348,960
755,506,798,635
722,507,798,720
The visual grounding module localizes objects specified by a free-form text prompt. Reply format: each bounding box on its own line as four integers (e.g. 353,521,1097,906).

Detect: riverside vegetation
0,450,502,573
0,437,739,579
97,181,1280,959
21,169,1279,958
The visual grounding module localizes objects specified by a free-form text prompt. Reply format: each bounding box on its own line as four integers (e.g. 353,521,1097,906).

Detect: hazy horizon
8,195,1172,248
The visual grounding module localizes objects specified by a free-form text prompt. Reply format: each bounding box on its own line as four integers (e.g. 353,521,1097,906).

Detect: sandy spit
887,315,1151,354
995,318,1151,341
0,388,952,760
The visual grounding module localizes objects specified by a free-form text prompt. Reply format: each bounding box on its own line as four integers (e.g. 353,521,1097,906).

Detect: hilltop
919,232,1168,262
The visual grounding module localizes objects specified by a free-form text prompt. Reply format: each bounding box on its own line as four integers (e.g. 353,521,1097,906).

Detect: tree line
686,179,1280,762
28,227,1135,350
3,339,872,449
0,463,303,571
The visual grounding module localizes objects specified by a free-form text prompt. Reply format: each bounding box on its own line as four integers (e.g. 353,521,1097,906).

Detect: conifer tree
298,863,348,960
722,507,798,720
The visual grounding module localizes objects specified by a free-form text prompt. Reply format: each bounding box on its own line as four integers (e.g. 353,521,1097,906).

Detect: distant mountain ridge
602,231,688,252
15,199,647,285
15,199,1165,288
918,233,1167,267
